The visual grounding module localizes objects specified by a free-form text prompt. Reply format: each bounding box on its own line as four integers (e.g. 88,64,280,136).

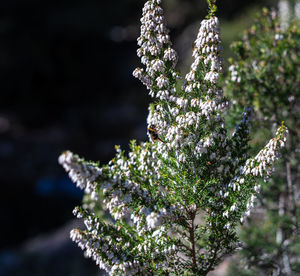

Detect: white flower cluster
134,226,177,266
222,124,288,223
131,200,179,232
132,0,178,100
223,180,259,225
71,207,177,275
103,179,152,221
184,16,222,93
70,228,111,272
70,225,143,274
146,209,166,229
243,126,288,177
228,64,241,83
93,144,179,231
153,13,229,164
58,151,101,199
194,134,214,156
191,97,229,118
102,148,156,221
140,3,228,158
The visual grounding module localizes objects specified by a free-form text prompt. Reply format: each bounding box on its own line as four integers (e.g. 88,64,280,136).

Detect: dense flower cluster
59,151,101,200
243,126,288,177
132,0,178,100
60,1,288,275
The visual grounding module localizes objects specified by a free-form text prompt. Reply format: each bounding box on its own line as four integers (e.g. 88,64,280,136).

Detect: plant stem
189,209,197,270
286,161,298,234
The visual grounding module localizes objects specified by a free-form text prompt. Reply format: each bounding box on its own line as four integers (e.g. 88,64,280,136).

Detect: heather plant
59,0,287,275
225,5,300,276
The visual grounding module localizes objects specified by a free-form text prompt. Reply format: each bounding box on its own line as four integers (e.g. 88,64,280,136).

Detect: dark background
0,0,278,275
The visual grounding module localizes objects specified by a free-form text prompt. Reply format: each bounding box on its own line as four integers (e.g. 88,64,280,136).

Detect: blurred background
0,0,282,275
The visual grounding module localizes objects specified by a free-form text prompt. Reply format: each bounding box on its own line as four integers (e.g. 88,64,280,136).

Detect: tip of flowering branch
207,0,217,18
278,121,288,135
58,150,73,165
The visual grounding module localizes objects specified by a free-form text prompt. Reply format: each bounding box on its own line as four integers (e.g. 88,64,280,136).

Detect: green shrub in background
225,5,300,276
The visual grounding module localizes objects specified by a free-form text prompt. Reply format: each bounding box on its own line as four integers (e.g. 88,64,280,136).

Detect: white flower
230,203,236,212
146,212,162,229
275,33,283,40
223,210,229,218
156,75,169,88
163,47,177,61
204,71,219,84
151,59,165,72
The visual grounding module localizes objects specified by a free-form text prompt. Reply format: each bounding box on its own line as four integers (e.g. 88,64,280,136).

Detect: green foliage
207,0,217,17
225,7,300,276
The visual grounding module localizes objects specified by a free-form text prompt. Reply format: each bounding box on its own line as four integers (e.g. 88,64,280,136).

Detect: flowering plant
59,0,287,275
